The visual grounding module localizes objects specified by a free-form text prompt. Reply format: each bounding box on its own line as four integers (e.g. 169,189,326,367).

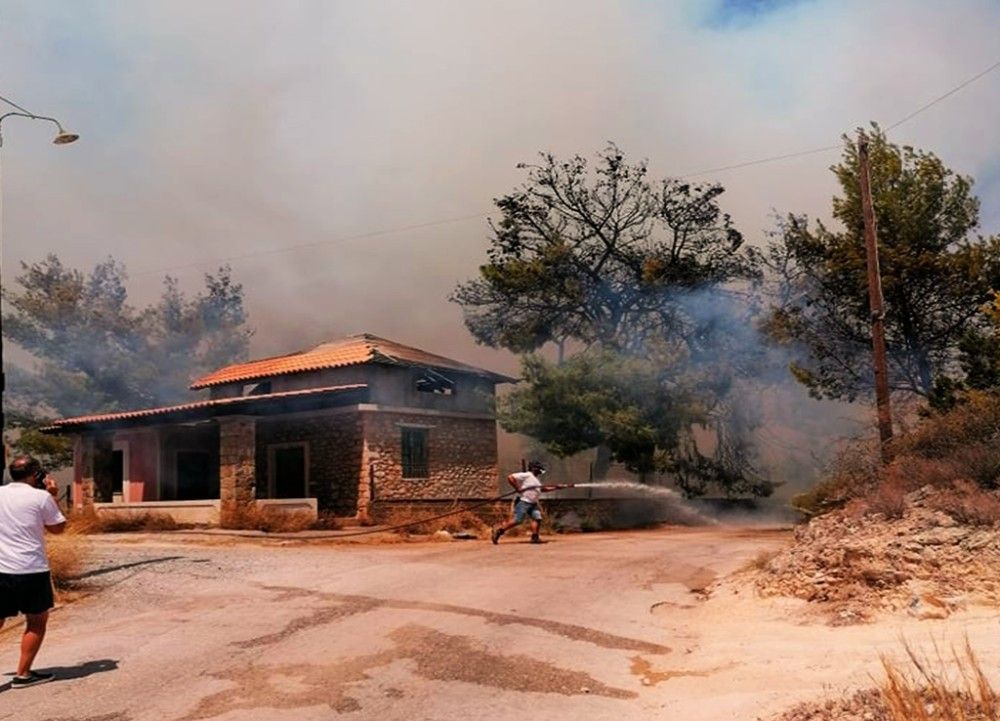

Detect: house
46,334,515,524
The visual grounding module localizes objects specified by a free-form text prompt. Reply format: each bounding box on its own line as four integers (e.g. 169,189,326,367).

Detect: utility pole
857,131,893,462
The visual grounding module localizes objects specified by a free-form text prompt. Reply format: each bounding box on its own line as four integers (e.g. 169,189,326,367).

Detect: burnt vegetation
2,256,252,468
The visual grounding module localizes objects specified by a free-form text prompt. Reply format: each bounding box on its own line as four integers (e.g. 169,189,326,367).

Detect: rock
908,593,950,620
963,534,994,550
554,510,583,532
451,531,478,540
905,485,935,504
433,530,452,540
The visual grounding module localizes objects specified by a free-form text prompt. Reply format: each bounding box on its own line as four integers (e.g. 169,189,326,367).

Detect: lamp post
0,95,79,465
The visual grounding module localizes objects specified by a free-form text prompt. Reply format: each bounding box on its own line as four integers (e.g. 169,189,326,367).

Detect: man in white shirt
491,461,561,545
0,455,67,689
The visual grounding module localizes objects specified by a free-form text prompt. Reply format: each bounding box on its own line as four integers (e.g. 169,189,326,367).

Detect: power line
678,56,999,179
886,59,1000,131
131,212,489,277
679,144,840,178
124,57,1000,277
0,93,34,115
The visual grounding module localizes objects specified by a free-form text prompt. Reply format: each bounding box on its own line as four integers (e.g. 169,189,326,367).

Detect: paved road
0,528,790,721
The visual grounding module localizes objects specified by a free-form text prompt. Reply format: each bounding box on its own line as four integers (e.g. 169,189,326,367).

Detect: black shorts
0,571,55,618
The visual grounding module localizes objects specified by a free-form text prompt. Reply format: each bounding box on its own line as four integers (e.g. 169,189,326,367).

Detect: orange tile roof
46,384,367,430
190,333,514,389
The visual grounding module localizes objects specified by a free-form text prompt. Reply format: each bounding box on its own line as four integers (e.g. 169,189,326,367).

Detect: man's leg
529,517,542,543
528,504,544,543
17,612,48,677
493,502,525,543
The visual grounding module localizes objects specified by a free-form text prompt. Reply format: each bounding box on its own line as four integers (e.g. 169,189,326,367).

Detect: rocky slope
753,485,1000,624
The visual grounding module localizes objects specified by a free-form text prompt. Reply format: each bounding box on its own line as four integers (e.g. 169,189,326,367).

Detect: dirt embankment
751,484,1000,624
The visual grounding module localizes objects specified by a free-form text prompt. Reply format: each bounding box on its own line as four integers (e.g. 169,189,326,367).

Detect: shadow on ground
0,658,119,694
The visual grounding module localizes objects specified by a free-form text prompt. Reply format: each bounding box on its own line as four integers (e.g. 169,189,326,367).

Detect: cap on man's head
9,455,43,482
527,460,545,474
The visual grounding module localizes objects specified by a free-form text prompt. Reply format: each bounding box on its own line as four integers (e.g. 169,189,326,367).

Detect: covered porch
49,384,370,525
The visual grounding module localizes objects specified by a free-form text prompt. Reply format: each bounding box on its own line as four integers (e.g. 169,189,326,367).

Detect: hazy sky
2,0,998,376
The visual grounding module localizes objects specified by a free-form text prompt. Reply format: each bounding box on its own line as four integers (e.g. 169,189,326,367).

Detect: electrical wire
885,59,1000,131
681,57,1000,178
0,93,35,115
130,212,490,277
679,145,840,178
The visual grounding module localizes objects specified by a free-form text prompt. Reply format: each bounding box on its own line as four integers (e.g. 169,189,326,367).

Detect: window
245,381,272,396
414,369,454,395
267,443,309,498
401,427,429,478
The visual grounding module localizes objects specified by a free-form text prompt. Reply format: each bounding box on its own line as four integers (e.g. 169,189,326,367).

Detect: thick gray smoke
1,1,995,500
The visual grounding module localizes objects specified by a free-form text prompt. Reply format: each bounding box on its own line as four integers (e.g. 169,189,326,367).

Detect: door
176,451,212,501
111,450,125,500
270,445,307,498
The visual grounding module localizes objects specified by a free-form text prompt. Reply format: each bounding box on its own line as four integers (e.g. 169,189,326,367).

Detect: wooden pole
857,132,894,462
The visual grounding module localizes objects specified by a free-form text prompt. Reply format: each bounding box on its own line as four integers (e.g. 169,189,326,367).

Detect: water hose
304,483,577,540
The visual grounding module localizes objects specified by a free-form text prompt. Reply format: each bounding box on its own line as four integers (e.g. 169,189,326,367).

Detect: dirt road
1,527,997,721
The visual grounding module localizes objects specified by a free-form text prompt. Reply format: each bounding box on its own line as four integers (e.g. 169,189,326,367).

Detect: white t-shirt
0,482,66,574
511,471,543,504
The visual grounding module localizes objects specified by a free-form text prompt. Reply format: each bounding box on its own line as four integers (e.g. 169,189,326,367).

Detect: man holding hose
491,461,562,545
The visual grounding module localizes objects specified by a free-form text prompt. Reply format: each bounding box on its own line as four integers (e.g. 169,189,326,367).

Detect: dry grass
891,392,1000,490
740,549,779,573
66,508,179,534
866,476,908,520
312,512,344,531
879,639,998,721
791,438,882,516
375,503,497,537
98,512,179,533
926,480,1000,528
220,504,315,533
46,534,86,590
794,393,1000,519
776,639,997,721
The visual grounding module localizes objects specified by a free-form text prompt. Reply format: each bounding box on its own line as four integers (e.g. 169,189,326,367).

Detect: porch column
357,439,373,521
219,416,256,524
75,435,95,511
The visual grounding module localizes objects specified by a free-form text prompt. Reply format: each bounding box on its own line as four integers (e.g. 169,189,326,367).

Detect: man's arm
42,477,67,533
507,473,522,492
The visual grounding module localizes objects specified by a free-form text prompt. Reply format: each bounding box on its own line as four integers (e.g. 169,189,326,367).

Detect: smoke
1,1,996,495
2,1,997,373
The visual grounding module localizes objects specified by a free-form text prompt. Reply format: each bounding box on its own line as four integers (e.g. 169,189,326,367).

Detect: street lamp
0,112,80,148
0,95,79,465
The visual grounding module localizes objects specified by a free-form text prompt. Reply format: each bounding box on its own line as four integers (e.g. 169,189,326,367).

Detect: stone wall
368,499,508,527
363,410,498,500
255,412,363,515
219,417,256,519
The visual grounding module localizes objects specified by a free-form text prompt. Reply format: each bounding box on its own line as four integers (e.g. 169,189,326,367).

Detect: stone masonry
219,416,256,518
363,410,498,500
255,413,364,516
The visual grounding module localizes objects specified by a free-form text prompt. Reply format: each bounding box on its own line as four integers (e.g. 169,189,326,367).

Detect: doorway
176,451,213,500
268,443,308,498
